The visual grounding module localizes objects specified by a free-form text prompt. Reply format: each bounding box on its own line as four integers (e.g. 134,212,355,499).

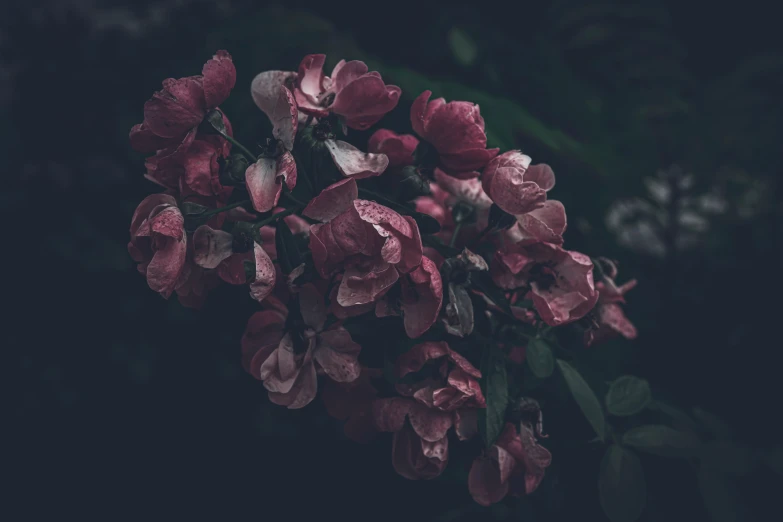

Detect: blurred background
3,0,781,520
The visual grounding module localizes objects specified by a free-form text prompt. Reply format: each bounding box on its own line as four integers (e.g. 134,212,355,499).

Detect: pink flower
244,152,298,213
368,129,419,167
192,224,276,303
410,91,499,178
250,70,299,151
481,151,558,216
584,262,638,346
468,423,552,506
321,367,381,443
492,242,598,326
308,198,423,309
372,397,453,480
394,342,485,410
128,194,187,299
293,54,401,130
503,200,568,246
241,283,362,409
130,51,236,154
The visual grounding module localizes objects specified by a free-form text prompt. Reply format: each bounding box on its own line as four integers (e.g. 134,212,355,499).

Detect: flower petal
249,243,276,302
201,50,236,109
325,139,388,179
302,178,358,222
298,282,327,332
193,225,234,269
315,329,362,383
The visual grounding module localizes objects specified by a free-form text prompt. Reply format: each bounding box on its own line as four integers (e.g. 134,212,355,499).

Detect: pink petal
434,168,494,209
241,310,286,375
524,163,555,192
130,194,178,237
410,90,432,138
143,76,205,139
269,359,318,410
372,397,414,433
298,283,327,332
336,263,399,307
331,75,401,130
315,329,362,382
129,123,170,153
250,70,296,119
329,60,368,93
330,208,371,255
468,452,511,506
146,234,187,298
440,148,500,175
149,206,185,240
367,129,419,167
302,178,358,221
509,200,567,245
201,50,236,109
599,303,638,339
249,243,276,302
426,101,489,154
401,256,443,338
182,140,221,196
270,86,298,151
395,342,450,378
297,54,327,99
454,408,479,441
192,225,234,269
245,158,281,213
325,139,389,179
392,423,448,480
408,402,453,442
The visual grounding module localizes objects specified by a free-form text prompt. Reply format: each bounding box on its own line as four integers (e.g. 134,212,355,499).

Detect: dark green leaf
557,359,606,440
274,218,302,275
692,407,733,441
647,400,700,434
526,338,554,378
599,445,647,522
606,375,652,416
622,425,701,457
698,464,748,522
478,345,508,448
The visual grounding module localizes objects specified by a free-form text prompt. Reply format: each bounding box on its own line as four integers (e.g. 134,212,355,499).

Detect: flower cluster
128,51,638,506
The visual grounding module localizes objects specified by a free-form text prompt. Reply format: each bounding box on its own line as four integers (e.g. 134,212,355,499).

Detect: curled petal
326,139,389,179
251,70,297,120
245,154,297,213
401,256,443,338
434,168,493,209
146,234,187,298
508,199,567,245
303,178,358,222
249,243,276,302
410,90,433,138
269,358,318,410
454,408,479,441
331,75,401,130
130,194,178,238
336,263,399,307
297,54,327,99
193,225,234,269
524,163,555,192
143,76,205,139
395,342,450,378
408,402,453,442
373,397,414,433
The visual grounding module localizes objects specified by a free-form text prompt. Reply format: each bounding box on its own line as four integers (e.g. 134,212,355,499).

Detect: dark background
3,1,781,520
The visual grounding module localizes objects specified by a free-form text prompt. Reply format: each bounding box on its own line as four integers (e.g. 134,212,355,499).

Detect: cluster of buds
128,51,637,505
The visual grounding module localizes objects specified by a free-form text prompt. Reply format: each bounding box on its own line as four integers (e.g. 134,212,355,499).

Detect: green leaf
599,445,647,522
606,375,652,416
698,464,748,522
526,338,554,378
448,27,478,67
622,425,701,457
692,407,733,441
647,400,700,434
274,218,302,275
557,359,606,440
478,345,508,448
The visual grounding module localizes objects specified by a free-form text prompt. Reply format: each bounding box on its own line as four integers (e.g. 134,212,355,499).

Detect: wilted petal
408,402,453,442
325,139,389,179
372,397,414,433
201,50,236,108
303,178,358,221
193,225,234,269
249,243,276,302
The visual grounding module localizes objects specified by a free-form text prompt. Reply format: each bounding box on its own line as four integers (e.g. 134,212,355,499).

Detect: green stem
253,205,305,228
449,222,463,248
199,199,251,219
224,134,258,162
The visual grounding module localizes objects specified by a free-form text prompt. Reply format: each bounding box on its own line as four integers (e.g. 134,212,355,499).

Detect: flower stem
198,199,251,219
449,222,463,248
253,205,305,228
224,134,258,162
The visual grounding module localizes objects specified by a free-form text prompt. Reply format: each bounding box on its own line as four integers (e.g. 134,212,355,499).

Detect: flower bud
220,153,249,185
201,108,228,135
